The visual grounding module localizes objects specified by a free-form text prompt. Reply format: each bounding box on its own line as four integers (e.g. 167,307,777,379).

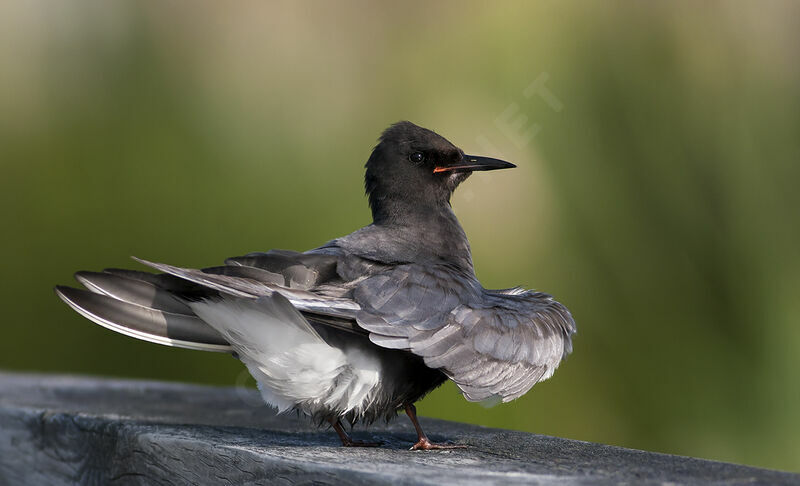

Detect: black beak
433,155,516,174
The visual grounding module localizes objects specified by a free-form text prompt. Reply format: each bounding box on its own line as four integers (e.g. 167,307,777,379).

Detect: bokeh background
2,0,798,472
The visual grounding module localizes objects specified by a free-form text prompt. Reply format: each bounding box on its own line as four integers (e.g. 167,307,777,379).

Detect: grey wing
353,265,576,403
56,249,368,353
133,252,361,320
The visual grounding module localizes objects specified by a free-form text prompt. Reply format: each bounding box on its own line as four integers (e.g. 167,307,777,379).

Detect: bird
55,121,576,450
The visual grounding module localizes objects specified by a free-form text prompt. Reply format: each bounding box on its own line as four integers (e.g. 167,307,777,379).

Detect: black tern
56,121,576,450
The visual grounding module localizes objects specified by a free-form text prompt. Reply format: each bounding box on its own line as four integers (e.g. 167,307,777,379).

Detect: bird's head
364,121,515,225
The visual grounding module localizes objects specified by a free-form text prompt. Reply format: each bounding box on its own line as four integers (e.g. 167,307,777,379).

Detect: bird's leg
327,418,382,447
404,403,466,450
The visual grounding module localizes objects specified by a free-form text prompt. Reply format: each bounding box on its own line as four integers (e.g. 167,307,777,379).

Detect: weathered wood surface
0,372,796,485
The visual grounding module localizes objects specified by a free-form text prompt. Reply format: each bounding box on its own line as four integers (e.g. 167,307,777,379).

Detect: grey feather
225,249,339,289
75,271,195,315
102,268,212,295
202,265,284,286
133,257,360,320
352,263,576,402
55,286,231,352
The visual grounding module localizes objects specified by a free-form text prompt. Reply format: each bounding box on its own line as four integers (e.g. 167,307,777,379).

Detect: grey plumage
56,284,230,352
56,121,576,449
352,263,573,403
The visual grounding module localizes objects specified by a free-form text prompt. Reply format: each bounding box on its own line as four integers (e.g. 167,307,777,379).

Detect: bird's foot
329,417,383,447
409,437,466,451
342,438,383,448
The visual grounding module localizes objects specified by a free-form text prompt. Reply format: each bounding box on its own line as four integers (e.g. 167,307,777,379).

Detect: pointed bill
433,155,516,173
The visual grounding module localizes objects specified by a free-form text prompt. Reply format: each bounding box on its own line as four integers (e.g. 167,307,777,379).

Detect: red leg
404,403,466,450
328,418,382,447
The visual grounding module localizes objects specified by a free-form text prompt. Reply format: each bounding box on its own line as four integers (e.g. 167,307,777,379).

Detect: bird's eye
409,152,425,163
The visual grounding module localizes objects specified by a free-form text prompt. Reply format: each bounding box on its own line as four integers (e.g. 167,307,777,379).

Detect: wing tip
55,284,232,353
73,270,97,289
54,284,79,302
131,256,151,266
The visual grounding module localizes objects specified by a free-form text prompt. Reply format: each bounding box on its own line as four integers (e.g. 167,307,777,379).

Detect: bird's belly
350,345,448,424
253,332,447,425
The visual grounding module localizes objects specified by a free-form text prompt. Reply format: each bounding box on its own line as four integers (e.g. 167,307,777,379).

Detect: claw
404,403,466,451
329,417,383,448
409,437,467,451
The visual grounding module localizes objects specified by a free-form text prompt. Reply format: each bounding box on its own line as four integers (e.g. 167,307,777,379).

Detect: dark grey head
365,121,515,225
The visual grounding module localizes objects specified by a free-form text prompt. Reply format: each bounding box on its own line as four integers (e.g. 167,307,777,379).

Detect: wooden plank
0,372,796,485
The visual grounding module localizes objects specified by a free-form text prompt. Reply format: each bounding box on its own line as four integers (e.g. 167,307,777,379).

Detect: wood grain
0,372,796,485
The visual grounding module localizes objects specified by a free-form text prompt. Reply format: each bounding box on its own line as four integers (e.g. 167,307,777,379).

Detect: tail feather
55,285,231,352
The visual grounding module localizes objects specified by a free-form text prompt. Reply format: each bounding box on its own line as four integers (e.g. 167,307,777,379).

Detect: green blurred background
2,0,798,472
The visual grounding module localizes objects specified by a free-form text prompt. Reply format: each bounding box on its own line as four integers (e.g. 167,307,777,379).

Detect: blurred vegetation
1,0,798,472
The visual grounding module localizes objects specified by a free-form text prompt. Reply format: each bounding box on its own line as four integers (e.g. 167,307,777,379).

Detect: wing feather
132,257,360,319
353,264,575,402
